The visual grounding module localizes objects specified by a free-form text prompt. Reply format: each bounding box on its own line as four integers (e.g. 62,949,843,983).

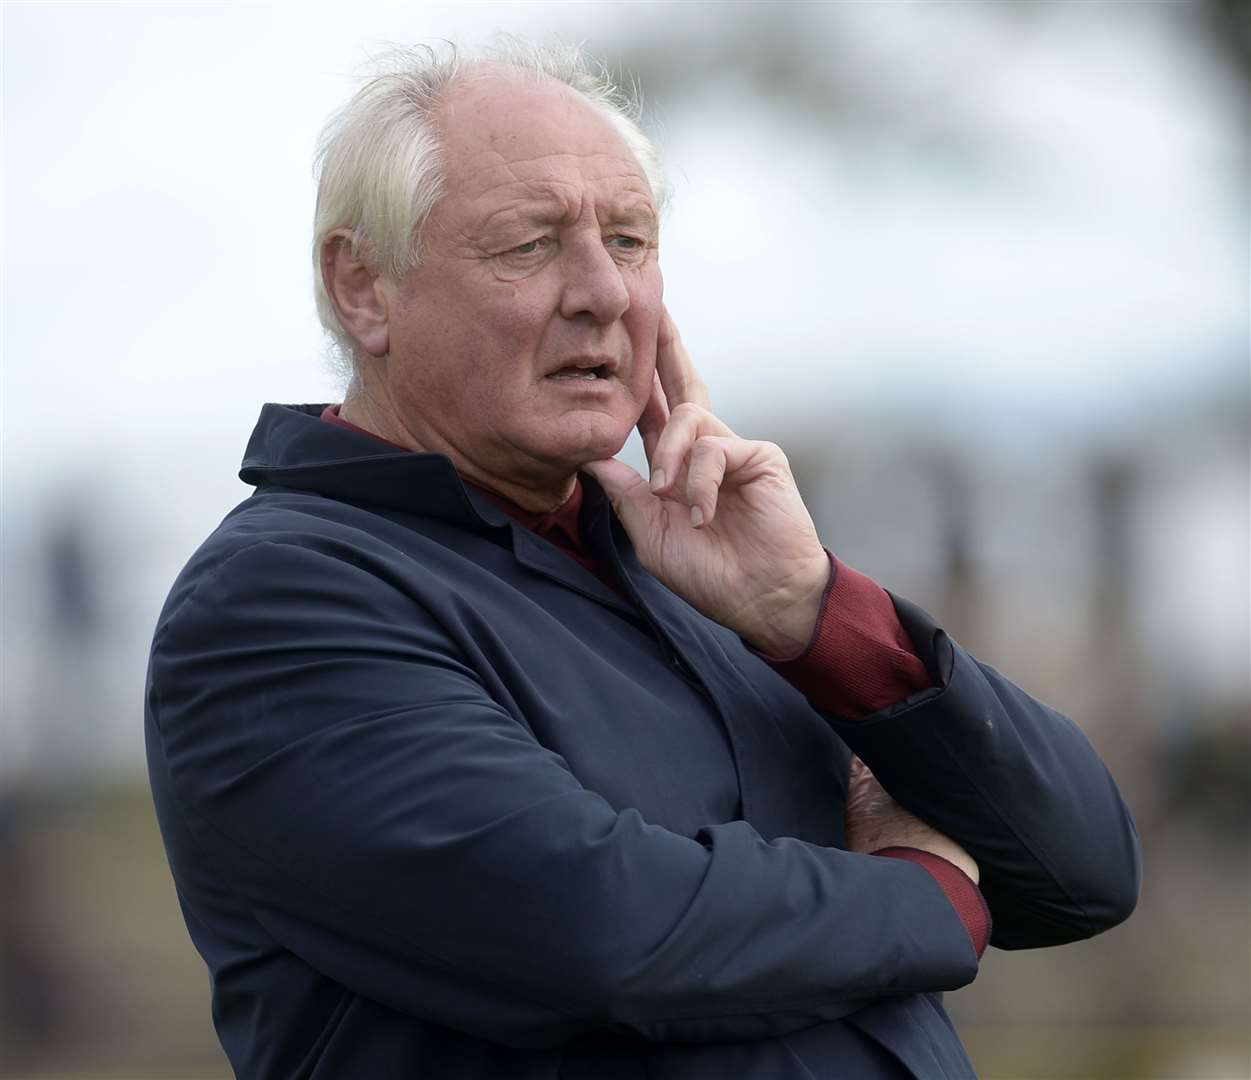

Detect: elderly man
146,43,1140,1079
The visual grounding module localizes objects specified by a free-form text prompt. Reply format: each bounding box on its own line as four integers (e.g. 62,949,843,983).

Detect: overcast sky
4,2,1246,483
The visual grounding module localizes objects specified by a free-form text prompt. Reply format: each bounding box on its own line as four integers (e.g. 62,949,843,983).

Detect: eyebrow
477,189,657,236
607,201,658,232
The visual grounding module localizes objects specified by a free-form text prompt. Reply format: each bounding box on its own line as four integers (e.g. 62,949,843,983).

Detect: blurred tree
1206,0,1251,86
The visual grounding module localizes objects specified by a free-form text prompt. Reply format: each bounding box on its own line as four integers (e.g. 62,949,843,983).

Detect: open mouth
547,364,610,380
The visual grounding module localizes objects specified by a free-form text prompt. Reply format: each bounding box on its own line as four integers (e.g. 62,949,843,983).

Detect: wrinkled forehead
433,70,655,211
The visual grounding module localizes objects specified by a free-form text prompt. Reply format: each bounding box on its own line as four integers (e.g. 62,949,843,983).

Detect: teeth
550,368,605,380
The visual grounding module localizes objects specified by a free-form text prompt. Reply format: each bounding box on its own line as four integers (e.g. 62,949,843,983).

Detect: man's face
380,72,663,489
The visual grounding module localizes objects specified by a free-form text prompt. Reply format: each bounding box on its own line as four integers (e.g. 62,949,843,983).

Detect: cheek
481,281,559,341
626,273,663,371
629,259,663,321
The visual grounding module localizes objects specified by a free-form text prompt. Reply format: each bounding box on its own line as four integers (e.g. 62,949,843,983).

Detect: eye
509,237,551,256
606,234,649,263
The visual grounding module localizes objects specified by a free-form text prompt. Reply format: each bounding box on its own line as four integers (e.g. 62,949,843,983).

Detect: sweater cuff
762,553,933,718
872,847,991,958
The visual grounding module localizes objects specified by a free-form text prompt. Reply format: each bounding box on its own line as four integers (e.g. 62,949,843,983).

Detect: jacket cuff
872,847,991,958
761,554,933,718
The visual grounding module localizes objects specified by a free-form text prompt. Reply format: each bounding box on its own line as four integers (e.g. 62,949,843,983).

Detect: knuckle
686,476,715,506
759,441,792,472
691,440,726,476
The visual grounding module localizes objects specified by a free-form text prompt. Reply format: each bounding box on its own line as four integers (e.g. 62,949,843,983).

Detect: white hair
312,38,667,375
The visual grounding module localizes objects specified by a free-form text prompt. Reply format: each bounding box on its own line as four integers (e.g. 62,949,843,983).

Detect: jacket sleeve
149,539,979,1049
823,595,1142,950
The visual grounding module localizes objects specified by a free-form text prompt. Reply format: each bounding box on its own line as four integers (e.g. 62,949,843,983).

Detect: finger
649,402,733,495
581,458,659,543
656,307,712,413
687,435,783,527
685,436,731,528
849,755,874,786
636,371,670,468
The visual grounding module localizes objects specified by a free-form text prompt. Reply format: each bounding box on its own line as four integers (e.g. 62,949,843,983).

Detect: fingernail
690,505,704,528
650,469,666,492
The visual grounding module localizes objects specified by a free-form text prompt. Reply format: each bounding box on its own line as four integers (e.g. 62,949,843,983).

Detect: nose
559,237,631,324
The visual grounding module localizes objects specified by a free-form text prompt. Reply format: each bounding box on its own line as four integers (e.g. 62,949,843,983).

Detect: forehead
433,72,655,222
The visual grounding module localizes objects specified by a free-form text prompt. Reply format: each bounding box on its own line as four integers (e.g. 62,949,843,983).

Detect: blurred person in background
144,40,1140,1079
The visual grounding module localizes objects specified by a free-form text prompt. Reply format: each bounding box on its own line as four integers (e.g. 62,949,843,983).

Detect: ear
320,229,390,358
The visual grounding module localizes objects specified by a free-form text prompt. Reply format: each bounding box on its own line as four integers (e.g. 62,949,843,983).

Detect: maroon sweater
321,405,990,956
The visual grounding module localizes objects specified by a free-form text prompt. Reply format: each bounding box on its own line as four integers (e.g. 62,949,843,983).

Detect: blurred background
2,1,1247,1077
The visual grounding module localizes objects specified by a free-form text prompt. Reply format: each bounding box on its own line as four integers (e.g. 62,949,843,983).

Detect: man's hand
845,757,980,884
583,310,830,656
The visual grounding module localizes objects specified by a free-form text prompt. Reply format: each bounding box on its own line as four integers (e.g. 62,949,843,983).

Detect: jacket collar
239,403,514,529
239,402,634,615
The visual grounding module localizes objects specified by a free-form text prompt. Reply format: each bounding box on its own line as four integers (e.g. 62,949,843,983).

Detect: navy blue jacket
145,404,1140,1079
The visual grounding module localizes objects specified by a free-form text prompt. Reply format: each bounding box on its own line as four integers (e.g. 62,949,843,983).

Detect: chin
543,416,633,470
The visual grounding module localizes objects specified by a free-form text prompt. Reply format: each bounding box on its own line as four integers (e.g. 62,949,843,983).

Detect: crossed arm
150,538,986,1049
151,532,1138,1048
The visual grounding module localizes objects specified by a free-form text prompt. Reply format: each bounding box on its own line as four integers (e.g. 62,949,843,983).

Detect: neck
340,387,577,513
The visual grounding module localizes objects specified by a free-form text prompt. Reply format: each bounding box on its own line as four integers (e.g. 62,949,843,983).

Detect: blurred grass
1,785,226,1078
962,1027,1250,1079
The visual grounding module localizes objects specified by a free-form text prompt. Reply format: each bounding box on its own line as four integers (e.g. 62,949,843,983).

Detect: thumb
581,458,657,539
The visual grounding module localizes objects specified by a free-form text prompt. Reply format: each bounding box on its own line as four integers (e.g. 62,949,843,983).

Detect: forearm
761,574,1137,948
177,751,982,1045
824,596,1142,948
